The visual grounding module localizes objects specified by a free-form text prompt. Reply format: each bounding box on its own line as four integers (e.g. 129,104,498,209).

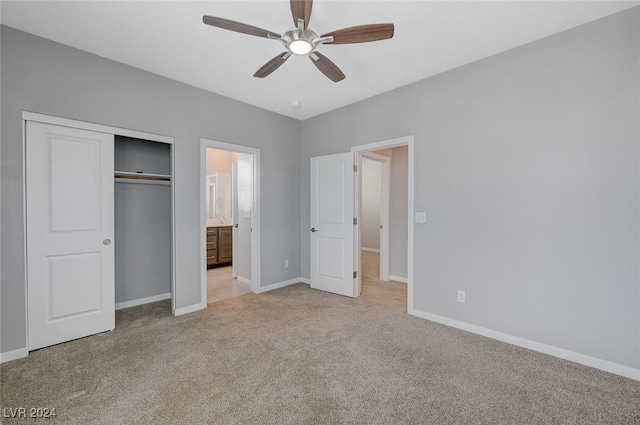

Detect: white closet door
26,121,115,350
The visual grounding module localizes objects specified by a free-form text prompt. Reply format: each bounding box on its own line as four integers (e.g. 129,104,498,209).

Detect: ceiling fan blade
203,15,280,39
322,24,394,44
290,0,313,29
254,52,291,78
309,52,345,83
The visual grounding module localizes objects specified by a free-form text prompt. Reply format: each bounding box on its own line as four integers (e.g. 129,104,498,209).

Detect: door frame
351,136,414,309
360,151,391,281
200,139,261,302
22,111,177,347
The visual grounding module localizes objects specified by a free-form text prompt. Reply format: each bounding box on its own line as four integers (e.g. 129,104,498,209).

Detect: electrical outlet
457,290,465,303
284,260,289,269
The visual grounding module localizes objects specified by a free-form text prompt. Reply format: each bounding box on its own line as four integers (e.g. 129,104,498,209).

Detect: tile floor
207,266,252,304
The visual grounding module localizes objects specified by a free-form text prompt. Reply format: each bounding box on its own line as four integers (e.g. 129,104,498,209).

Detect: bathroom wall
206,148,233,225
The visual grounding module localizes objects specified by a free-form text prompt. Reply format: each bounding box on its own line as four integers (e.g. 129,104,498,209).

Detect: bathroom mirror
206,172,231,221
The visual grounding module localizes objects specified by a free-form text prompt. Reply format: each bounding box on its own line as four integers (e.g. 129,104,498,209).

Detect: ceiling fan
203,0,394,82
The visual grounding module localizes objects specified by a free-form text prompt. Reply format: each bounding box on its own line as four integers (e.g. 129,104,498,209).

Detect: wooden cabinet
218,227,233,264
206,227,218,267
207,226,232,268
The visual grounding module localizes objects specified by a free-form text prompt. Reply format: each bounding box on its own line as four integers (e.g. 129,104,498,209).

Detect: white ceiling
1,1,638,120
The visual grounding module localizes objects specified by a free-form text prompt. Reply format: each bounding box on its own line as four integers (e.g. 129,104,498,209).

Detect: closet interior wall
114,136,172,307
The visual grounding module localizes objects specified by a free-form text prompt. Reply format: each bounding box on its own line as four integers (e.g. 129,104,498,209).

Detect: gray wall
301,8,640,369
1,26,302,353
115,181,172,304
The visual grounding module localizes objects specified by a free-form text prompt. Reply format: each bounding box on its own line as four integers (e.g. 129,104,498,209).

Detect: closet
114,136,172,308
25,114,174,352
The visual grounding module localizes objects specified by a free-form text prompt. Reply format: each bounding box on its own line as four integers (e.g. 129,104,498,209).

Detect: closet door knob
234,224,239,228
310,228,317,232
103,239,111,246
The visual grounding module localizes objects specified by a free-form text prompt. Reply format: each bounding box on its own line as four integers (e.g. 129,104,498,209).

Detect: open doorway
200,140,261,306
353,137,412,307
308,136,413,304
360,152,391,282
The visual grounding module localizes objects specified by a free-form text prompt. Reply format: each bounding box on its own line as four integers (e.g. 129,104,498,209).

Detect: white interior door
310,152,355,297
236,153,253,282
26,121,115,350
379,155,390,281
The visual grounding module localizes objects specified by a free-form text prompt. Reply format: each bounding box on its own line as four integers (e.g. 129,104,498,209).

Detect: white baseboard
174,302,206,316
299,277,310,284
115,293,171,310
255,277,304,294
0,347,28,364
361,247,380,253
409,308,640,381
236,276,251,285
389,275,408,283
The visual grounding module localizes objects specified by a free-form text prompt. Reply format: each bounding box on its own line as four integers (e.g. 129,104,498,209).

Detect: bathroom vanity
206,225,233,268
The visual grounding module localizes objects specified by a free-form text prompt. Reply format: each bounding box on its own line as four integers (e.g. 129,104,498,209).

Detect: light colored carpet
1,260,639,424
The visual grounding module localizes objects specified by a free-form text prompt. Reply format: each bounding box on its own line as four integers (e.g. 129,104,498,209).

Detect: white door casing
26,121,115,350
310,152,356,297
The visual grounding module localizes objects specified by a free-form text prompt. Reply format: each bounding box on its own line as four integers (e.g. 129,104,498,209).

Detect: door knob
234,224,239,228
103,239,111,246
310,228,317,232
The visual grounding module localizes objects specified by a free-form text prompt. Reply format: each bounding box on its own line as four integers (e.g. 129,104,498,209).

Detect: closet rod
114,171,171,182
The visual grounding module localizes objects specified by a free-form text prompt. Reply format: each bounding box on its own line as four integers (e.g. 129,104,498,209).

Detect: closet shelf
114,171,171,182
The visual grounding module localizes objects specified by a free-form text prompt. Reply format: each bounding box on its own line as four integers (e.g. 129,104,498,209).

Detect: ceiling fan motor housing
282,27,317,54
276,20,334,56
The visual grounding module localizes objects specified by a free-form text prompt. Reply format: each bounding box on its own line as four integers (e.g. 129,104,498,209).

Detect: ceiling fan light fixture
289,39,313,55
202,0,395,82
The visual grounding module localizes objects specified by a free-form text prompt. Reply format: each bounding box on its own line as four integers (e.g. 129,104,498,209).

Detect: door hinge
353,164,357,172
353,218,357,225
353,271,357,279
